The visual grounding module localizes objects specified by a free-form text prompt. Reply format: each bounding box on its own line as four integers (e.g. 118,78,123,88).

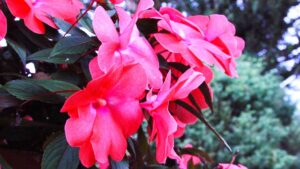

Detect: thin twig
63,0,97,37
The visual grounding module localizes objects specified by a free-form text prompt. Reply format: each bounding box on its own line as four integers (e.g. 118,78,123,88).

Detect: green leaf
127,138,137,159
138,127,149,156
110,160,129,169
145,165,168,169
3,80,80,103
51,71,81,86
6,38,27,65
28,49,81,64
0,154,13,169
42,134,80,169
127,138,145,168
34,80,80,97
198,82,214,113
3,80,63,103
0,88,20,109
174,100,232,153
78,14,93,33
137,18,158,38
80,56,93,81
51,36,97,57
54,18,86,36
168,62,189,72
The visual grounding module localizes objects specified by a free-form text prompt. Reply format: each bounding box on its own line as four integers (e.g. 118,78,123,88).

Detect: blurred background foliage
181,57,300,169
150,0,300,168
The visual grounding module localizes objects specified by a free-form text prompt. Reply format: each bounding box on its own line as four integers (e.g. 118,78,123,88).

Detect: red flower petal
61,90,93,112
0,10,7,40
79,142,96,168
93,6,119,43
91,107,127,163
65,105,96,146
6,0,31,18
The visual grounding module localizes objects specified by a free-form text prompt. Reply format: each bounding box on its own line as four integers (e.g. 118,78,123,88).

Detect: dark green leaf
42,134,80,169
137,19,159,38
188,94,203,113
168,62,189,72
127,137,145,168
78,14,93,33
158,55,169,70
145,164,168,169
199,82,214,114
174,100,232,153
3,80,63,103
80,56,93,81
3,80,80,103
28,49,81,64
6,38,27,65
51,71,81,86
33,80,80,97
15,21,53,48
54,18,86,36
110,160,129,169
138,127,149,156
127,138,137,158
0,88,20,110
50,36,97,57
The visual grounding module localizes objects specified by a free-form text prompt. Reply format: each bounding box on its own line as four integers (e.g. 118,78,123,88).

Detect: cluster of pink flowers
0,0,83,38
1,0,246,168
10,0,83,33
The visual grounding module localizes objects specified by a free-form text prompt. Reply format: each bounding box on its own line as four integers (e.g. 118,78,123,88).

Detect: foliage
183,57,298,169
213,56,295,125
285,117,300,169
42,134,80,169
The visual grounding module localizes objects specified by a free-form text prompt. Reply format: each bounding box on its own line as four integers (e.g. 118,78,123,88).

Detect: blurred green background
150,0,300,168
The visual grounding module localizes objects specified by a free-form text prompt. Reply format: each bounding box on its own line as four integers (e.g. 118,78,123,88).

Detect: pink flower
173,64,213,108
0,10,6,40
97,0,124,4
141,7,245,77
6,0,83,34
179,144,201,169
218,163,248,169
142,69,205,163
92,0,162,88
61,63,147,168
166,65,214,138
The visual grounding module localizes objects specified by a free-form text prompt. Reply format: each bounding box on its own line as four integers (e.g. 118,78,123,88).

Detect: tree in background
156,0,300,79
285,117,300,169
183,56,298,169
